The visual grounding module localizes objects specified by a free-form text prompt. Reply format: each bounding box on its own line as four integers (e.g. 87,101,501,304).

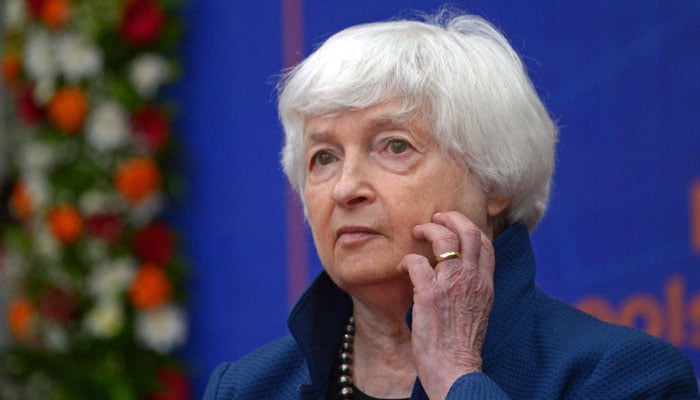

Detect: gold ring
435,251,461,263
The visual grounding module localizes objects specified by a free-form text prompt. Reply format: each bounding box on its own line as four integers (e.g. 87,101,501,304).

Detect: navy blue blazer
204,225,699,399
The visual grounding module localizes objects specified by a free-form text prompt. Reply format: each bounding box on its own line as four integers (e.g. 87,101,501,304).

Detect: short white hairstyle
278,9,558,231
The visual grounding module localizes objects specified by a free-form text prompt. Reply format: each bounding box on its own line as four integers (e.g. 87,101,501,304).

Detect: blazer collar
287,223,536,394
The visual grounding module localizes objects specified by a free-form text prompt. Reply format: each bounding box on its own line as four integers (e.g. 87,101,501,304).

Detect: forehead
303,100,421,140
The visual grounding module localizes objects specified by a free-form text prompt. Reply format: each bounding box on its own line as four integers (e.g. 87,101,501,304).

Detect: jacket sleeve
577,333,699,399
445,373,511,399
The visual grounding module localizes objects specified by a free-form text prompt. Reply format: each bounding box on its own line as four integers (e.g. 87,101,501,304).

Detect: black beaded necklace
336,316,356,399
335,316,411,400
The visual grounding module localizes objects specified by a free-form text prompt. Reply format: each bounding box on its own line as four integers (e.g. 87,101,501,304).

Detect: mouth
335,226,380,246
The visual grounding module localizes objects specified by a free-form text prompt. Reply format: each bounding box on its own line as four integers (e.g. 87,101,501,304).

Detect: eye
312,151,336,167
387,139,409,154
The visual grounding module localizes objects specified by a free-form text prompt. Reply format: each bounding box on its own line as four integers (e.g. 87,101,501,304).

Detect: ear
487,195,511,218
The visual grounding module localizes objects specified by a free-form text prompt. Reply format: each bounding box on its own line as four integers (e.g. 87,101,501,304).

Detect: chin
327,265,406,293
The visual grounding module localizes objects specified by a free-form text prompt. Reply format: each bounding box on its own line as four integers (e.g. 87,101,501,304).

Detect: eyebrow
306,111,411,144
371,112,411,129
306,131,328,144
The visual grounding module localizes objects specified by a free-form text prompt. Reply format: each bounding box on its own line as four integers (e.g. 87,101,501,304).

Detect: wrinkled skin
303,101,507,399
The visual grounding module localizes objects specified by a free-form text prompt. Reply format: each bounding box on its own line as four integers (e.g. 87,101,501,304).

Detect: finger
432,212,487,266
412,222,460,266
398,253,436,291
478,233,496,279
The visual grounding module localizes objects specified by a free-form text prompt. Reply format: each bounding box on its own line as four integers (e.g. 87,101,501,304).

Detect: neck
347,279,416,398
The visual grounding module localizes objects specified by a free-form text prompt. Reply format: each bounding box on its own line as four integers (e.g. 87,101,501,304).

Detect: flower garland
0,0,190,399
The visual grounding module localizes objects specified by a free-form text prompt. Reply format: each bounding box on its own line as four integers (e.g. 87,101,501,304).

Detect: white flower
1,247,29,283
135,305,187,354
19,140,56,172
22,171,50,211
86,258,136,300
128,53,170,99
43,323,68,352
83,300,125,339
24,30,56,81
32,77,56,105
86,101,130,152
84,238,109,262
128,193,164,225
79,189,121,215
34,224,61,261
55,33,103,83
3,0,27,31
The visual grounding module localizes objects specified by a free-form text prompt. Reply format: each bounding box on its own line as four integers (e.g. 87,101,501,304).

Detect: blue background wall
174,1,700,395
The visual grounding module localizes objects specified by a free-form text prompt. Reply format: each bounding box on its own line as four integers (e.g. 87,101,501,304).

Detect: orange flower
10,181,32,220
115,156,161,203
7,297,34,340
130,263,172,310
47,86,88,134
48,204,84,244
1,52,21,84
40,0,71,29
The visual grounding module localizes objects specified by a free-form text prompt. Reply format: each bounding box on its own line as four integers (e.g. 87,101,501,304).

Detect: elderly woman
204,10,698,400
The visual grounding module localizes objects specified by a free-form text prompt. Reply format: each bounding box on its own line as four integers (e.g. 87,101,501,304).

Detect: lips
335,225,380,246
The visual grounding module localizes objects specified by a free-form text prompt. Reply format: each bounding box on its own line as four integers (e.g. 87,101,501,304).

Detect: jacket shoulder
203,336,309,400
580,318,699,398
534,292,699,398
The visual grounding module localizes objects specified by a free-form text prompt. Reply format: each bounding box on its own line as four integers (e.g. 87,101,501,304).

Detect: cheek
397,185,446,220
304,190,333,253
402,173,489,227
384,194,433,249
303,187,326,221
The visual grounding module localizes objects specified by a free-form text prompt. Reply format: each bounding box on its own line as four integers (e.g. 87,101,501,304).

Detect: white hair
278,9,558,230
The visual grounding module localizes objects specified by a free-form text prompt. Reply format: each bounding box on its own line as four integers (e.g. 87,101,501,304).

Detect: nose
331,154,375,208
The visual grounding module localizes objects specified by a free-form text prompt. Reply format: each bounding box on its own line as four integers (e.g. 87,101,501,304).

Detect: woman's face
303,100,503,290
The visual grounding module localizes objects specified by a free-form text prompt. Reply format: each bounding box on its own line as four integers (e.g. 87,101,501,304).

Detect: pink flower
86,213,124,245
18,87,43,125
39,287,77,325
119,0,165,46
25,0,45,18
131,105,170,153
144,366,191,400
133,221,175,265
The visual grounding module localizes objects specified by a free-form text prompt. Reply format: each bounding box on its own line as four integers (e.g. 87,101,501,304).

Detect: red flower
25,0,45,17
132,106,170,153
144,367,191,400
133,221,175,265
120,0,165,46
17,88,43,125
86,213,124,245
38,287,77,325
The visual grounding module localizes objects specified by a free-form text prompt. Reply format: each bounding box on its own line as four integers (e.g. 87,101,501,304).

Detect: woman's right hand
398,211,496,400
